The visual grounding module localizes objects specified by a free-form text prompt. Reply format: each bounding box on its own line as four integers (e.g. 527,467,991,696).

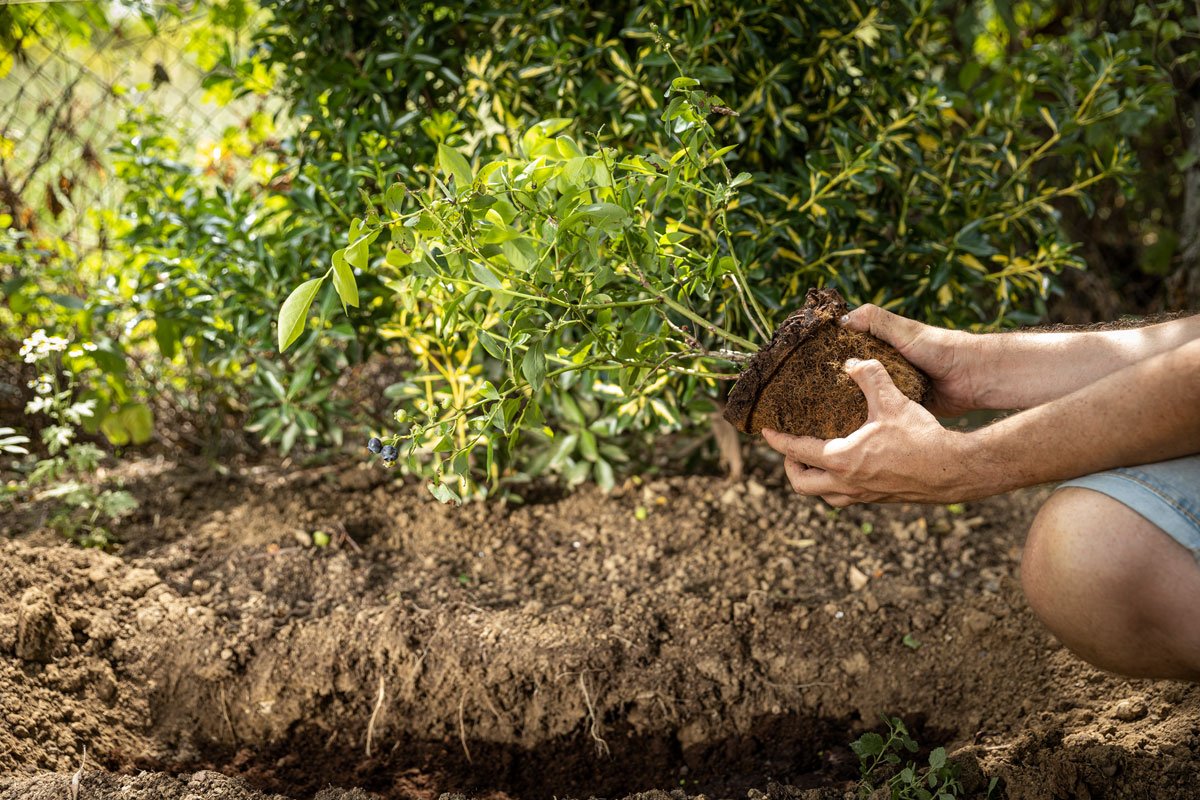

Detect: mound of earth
1,456,1198,800
725,288,929,438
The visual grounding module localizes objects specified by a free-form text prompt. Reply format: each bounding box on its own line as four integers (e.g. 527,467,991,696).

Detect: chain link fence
1,0,275,259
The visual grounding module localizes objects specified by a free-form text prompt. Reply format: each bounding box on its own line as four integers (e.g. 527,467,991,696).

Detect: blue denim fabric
1059,455,1200,565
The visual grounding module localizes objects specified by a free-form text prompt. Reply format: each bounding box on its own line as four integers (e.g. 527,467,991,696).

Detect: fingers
784,459,858,507
784,458,839,495
845,358,906,420
762,428,829,467
840,303,894,337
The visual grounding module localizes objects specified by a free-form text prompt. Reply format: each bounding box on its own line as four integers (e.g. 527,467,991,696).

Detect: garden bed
1,457,1197,800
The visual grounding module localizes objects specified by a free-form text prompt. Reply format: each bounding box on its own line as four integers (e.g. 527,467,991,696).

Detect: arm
761,338,1200,505
843,305,1200,413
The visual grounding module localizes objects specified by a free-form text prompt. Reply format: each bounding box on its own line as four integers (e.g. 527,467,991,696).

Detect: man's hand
841,304,980,417
762,358,976,507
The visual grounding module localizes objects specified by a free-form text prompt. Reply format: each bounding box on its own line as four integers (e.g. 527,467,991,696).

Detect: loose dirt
1,456,1197,800
724,288,929,438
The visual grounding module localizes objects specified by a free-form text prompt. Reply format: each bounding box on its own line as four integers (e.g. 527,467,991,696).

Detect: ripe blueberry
367,437,382,454
380,445,398,462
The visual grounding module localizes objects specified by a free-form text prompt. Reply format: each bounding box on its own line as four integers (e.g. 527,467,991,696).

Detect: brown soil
725,288,929,438
2,457,1199,800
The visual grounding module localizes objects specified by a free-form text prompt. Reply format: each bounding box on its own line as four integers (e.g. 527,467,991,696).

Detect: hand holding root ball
762,358,972,507
723,288,974,507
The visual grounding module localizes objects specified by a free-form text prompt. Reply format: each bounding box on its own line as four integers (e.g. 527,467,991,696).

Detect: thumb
845,358,906,420
841,304,914,351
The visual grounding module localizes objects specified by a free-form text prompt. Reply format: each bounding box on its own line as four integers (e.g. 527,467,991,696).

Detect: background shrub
261,0,1172,497
2,0,1196,492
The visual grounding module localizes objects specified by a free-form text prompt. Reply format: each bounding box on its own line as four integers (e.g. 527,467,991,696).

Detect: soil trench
2,458,1199,800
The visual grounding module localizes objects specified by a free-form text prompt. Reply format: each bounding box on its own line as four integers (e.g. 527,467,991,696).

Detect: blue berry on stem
380,445,398,462
367,437,382,454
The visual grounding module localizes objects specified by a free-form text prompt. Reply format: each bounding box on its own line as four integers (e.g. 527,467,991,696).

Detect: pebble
847,565,870,592
863,592,880,613
1113,698,1148,722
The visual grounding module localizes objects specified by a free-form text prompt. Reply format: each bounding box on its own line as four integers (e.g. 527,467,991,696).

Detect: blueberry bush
274,3,1159,500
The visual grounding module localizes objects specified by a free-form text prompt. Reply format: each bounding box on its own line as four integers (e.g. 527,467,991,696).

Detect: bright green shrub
268,2,1159,498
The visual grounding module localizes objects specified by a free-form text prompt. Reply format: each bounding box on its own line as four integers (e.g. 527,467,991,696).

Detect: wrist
958,331,998,411
952,424,1017,500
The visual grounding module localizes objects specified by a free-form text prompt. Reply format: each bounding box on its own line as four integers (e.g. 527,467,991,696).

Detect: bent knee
1021,488,1141,613
1020,487,1200,679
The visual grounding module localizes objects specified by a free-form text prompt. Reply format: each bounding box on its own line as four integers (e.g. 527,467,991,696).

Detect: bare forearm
970,315,1200,410
961,339,1200,498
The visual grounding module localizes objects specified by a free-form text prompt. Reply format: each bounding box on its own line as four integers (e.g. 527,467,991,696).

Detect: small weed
13,330,138,548
852,715,964,799
902,633,923,650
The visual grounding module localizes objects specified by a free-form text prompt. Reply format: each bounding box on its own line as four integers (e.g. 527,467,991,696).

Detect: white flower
25,396,52,416
82,342,98,352
19,329,71,363
65,400,97,425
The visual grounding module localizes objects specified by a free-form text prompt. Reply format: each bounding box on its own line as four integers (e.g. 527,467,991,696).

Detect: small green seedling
852,715,965,799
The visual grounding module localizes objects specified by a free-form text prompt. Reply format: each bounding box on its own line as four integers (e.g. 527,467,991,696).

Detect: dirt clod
724,288,929,437
16,589,64,663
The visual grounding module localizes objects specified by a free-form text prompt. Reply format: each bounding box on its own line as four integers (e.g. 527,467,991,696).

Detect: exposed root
578,673,610,758
365,673,386,758
219,685,238,746
458,689,473,764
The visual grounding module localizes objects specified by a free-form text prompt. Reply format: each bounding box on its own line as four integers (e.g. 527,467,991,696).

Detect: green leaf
593,458,614,491
100,403,154,446
928,747,947,770
429,482,460,504
278,276,325,352
470,261,504,291
332,249,360,307
521,341,546,391
500,237,537,271
563,202,629,230
478,330,505,359
100,415,130,447
851,732,885,757
438,143,473,190
120,403,154,445
669,76,700,93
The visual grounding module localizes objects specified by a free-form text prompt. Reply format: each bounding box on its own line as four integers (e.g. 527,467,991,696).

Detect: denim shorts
1058,455,1200,565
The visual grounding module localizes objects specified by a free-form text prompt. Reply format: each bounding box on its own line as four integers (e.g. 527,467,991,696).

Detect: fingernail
839,314,850,325
844,358,861,368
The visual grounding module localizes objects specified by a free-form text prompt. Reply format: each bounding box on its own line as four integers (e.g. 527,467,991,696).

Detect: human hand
762,358,978,507
840,303,979,417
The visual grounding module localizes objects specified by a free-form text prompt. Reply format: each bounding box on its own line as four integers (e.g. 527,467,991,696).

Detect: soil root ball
724,287,930,438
